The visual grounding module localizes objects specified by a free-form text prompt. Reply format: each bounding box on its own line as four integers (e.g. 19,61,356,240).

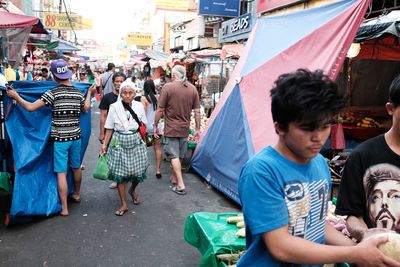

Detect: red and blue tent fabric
1,81,91,222
191,0,371,204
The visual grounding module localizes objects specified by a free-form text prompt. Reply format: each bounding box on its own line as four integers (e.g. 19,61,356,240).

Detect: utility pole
58,0,62,38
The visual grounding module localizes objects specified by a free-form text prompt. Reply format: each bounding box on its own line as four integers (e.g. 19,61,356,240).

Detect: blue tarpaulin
4,81,91,219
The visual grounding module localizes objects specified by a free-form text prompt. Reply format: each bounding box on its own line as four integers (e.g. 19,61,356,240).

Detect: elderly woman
101,80,148,216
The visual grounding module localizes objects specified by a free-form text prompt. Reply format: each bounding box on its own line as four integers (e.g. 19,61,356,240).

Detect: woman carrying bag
100,81,148,216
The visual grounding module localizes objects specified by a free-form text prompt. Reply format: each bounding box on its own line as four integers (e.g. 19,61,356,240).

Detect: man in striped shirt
6,59,96,216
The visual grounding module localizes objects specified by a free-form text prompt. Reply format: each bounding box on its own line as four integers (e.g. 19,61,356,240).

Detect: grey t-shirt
101,71,114,95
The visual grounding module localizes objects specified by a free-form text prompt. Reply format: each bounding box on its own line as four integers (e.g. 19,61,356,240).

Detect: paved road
0,102,240,267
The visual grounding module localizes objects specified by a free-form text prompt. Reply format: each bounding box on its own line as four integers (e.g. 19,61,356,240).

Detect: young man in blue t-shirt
238,69,400,267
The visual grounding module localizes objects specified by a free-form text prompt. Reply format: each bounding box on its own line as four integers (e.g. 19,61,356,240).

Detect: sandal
115,208,128,216
69,195,81,203
171,186,186,195
128,187,140,205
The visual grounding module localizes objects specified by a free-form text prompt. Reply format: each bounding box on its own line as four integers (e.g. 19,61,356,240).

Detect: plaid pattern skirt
107,131,148,183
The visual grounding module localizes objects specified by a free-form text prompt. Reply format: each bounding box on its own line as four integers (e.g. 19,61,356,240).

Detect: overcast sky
68,0,154,44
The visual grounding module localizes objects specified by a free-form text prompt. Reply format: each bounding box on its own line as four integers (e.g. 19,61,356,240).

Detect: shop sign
198,0,240,17
220,13,252,39
156,0,190,11
43,12,92,30
256,0,306,13
125,33,153,47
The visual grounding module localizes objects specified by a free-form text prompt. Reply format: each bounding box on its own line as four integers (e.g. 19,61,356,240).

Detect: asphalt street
0,101,240,267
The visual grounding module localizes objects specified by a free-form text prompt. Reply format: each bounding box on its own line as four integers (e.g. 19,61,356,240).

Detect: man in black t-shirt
98,72,126,143
336,75,400,241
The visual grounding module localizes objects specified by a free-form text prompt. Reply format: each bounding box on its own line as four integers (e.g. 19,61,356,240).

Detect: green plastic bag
93,154,109,180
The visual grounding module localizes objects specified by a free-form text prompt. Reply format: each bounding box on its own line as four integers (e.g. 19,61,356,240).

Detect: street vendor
336,75,400,241
237,69,400,266
6,59,96,216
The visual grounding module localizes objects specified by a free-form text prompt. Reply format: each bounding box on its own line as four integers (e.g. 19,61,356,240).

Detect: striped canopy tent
191,0,371,204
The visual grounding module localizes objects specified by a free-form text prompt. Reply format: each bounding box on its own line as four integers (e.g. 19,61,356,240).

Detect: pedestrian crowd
5,59,200,218
4,58,400,266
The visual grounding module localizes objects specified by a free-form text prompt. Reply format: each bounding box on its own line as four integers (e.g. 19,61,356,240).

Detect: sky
67,0,155,44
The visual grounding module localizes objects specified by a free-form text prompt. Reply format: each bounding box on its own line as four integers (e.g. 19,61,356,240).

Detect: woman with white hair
101,80,148,216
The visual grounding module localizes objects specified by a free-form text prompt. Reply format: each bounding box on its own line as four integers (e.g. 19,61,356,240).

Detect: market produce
373,232,400,262
216,253,240,262
340,112,357,124
236,221,245,228
216,250,246,266
356,117,382,128
226,215,244,224
236,228,246,237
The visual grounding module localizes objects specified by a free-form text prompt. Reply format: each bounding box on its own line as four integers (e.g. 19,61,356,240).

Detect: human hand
154,127,160,139
194,130,200,141
100,144,107,155
6,88,18,99
363,228,396,240
353,234,400,267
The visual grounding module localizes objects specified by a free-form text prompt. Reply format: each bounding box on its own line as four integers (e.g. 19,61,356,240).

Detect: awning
355,11,400,42
0,11,39,28
220,44,244,59
31,20,48,34
188,49,222,58
49,37,80,52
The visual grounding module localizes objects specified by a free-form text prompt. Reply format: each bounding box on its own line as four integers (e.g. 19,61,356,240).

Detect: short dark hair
107,63,115,71
41,68,48,73
389,74,400,107
112,72,126,82
271,69,345,131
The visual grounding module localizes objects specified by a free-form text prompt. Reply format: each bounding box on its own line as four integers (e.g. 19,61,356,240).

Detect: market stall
191,0,369,204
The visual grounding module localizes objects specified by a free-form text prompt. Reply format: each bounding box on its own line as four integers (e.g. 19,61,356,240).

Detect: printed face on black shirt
369,179,400,231
365,164,400,233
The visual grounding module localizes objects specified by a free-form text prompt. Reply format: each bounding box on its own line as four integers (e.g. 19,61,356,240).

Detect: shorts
53,139,81,173
163,137,188,160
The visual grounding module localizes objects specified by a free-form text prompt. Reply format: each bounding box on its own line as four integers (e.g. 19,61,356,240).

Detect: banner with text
156,0,190,11
125,33,153,47
198,0,240,17
44,13,92,30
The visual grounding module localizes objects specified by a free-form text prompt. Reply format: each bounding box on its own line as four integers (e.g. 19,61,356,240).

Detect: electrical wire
61,0,77,44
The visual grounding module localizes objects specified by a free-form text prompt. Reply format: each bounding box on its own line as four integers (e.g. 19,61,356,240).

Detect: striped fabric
41,85,85,141
107,131,148,183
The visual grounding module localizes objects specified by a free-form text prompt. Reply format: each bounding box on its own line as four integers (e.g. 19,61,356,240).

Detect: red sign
257,0,305,13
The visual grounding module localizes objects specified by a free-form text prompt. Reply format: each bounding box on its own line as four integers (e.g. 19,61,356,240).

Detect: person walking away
141,79,163,178
237,69,400,267
100,80,148,216
100,63,115,96
153,65,200,195
336,74,400,240
6,59,96,216
98,72,126,189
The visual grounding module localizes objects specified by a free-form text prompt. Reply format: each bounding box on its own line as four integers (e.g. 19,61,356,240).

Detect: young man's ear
274,122,284,135
386,102,396,116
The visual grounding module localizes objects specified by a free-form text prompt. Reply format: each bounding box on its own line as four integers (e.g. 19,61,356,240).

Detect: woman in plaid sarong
101,81,148,216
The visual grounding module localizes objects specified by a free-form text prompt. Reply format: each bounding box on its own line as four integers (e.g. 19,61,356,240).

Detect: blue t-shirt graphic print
238,146,331,267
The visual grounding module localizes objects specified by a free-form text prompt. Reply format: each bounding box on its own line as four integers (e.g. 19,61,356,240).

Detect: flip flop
128,187,140,205
115,208,128,216
69,195,81,203
171,186,186,195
